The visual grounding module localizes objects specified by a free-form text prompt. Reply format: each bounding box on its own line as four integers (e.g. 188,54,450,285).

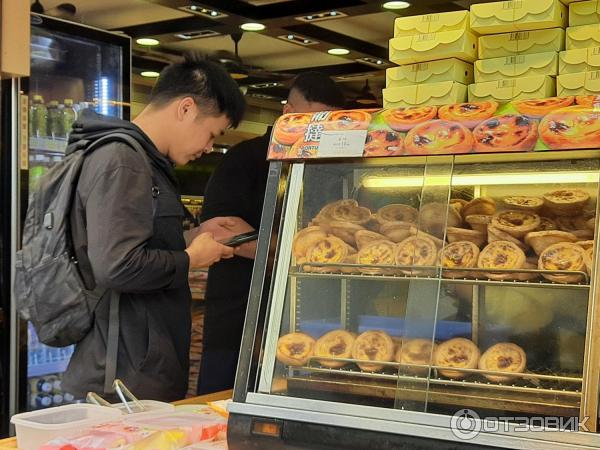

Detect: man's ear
282,102,292,114
177,97,196,120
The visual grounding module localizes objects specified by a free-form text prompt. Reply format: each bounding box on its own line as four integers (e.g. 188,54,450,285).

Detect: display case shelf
29,136,68,154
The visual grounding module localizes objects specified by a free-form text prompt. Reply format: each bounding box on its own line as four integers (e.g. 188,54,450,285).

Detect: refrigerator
0,13,130,431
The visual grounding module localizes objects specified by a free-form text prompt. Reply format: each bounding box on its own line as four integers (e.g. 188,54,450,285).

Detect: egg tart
276,332,316,366
314,330,356,369
478,343,526,383
434,338,480,380
352,330,394,372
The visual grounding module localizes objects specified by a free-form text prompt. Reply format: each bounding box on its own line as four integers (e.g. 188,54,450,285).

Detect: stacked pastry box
384,11,477,108
469,0,568,102
558,0,600,104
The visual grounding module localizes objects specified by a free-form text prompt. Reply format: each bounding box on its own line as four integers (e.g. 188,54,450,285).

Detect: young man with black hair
62,54,245,401
195,71,346,394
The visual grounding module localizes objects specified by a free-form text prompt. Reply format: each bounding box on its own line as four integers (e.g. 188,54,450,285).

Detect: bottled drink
29,95,47,138
52,394,64,406
35,393,52,408
62,99,77,138
36,378,52,393
47,100,64,139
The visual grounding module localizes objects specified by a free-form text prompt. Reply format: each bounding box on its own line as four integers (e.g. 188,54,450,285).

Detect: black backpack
14,133,155,348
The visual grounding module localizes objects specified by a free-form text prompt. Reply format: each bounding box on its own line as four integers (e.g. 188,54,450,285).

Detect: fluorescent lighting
362,172,600,188
383,1,411,9
241,22,266,31
136,38,159,46
328,48,350,55
140,71,160,78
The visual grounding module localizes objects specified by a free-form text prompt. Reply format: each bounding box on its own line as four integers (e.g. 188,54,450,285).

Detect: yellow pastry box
566,24,600,50
557,71,600,98
386,59,474,88
470,0,567,35
389,30,478,65
394,10,471,37
559,47,600,74
568,0,600,27
383,81,468,108
478,28,565,59
469,75,556,102
475,51,558,82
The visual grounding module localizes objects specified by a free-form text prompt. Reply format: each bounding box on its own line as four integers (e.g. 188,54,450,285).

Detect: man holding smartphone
196,72,346,393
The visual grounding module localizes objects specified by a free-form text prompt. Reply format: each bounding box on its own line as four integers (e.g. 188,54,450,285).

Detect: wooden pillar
0,0,30,78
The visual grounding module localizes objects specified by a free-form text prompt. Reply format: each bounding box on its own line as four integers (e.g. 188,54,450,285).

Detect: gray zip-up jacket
62,111,191,401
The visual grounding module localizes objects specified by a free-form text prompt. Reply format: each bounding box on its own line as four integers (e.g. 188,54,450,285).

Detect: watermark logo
450,409,589,440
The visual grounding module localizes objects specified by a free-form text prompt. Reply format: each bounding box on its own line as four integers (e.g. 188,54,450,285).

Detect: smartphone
220,231,259,247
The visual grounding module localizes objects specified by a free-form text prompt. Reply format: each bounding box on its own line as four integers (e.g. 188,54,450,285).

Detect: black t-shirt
201,128,271,300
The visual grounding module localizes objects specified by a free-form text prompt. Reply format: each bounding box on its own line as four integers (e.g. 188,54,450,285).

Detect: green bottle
62,99,77,138
30,95,47,138
47,100,63,139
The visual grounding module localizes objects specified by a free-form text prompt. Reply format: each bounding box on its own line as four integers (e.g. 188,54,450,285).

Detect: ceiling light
328,48,350,55
210,10,218,16
287,34,294,39
277,34,317,45
190,5,199,10
330,11,338,16
297,11,347,22
383,1,411,9
179,5,227,18
281,100,288,105
175,30,220,40
136,38,159,46
358,56,391,68
140,71,160,78
241,22,266,31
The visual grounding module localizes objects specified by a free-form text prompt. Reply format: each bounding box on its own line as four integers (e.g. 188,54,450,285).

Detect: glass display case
228,148,600,449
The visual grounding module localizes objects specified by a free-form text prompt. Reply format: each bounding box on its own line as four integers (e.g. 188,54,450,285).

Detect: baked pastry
514,260,540,282
273,113,312,145
328,221,365,247
314,330,355,369
478,241,526,280
292,226,328,258
330,203,372,225
440,241,480,278
380,221,416,243
355,230,388,250
573,229,594,240
514,96,574,118
539,242,587,284
405,120,473,155
381,106,437,132
502,196,544,212
487,225,527,251
473,115,538,153
415,230,445,249
395,235,438,274
433,338,480,380
450,198,468,215
314,199,359,225
586,217,595,231
356,240,396,275
465,214,493,235
543,189,590,216
340,253,359,274
446,227,486,247
305,236,349,270
462,197,496,219
585,246,594,276
438,101,498,129
351,330,394,372
419,202,463,237
576,95,600,107
326,110,371,131
535,216,558,231
525,230,578,256
364,129,403,157
478,343,526,383
396,338,436,375
555,216,586,232
491,210,541,239
276,332,316,366
376,204,418,225
577,240,594,250
539,106,600,150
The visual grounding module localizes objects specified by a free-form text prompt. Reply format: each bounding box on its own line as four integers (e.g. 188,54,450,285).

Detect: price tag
317,130,367,158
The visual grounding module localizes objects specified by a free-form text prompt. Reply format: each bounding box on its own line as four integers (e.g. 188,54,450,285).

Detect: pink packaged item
39,422,153,450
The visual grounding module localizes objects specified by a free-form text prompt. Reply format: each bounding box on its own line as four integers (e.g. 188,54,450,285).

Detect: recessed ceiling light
383,1,411,9
328,48,350,55
136,38,159,46
141,71,160,78
240,22,266,31
210,10,218,16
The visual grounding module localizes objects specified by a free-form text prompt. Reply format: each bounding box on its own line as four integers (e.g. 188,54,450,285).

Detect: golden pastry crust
586,217,596,231
396,338,436,375
395,235,438,275
525,230,578,256
465,214,493,235
292,226,328,258
419,202,462,237
314,330,356,369
473,115,538,152
577,240,594,250
555,216,587,232
478,241,526,280
355,230,388,250
585,246,594,276
543,189,590,216
479,343,526,383
514,96,574,118
314,199,359,225
535,216,558,231
376,204,418,224
539,105,600,150
356,240,397,275
446,227,486,247
379,221,416,243
438,101,498,128
381,106,438,132
450,198,468,215
352,330,394,372
405,120,473,155
513,260,540,282
434,338,480,380
304,236,349,272
328,221,365,247
487,226,527,252
539,242,587,284
492,210,541,238
276,332,316,366
502,196,544,212
330,202,372,225
573,229,594,240
440,241,480,279
462,197,496,219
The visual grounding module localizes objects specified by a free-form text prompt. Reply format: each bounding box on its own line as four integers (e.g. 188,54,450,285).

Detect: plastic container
112,400,174,415
11,404,121,450
358,315,472,341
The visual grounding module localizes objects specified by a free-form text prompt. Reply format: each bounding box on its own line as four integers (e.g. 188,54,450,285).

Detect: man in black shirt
196,72,346,393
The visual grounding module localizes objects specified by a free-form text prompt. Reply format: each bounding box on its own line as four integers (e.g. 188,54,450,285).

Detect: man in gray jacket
62,54,245,401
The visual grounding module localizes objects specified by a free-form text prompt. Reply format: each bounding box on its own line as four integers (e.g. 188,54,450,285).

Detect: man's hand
185,232,234,268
